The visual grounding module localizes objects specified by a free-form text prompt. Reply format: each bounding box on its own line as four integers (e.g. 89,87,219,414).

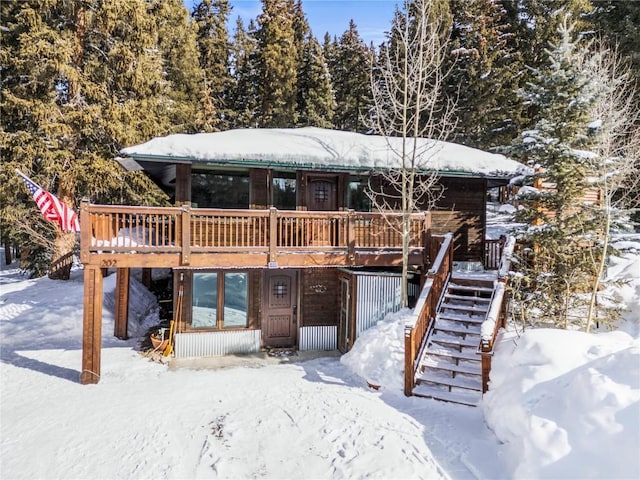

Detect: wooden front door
307,177,337,211
263,270,297,348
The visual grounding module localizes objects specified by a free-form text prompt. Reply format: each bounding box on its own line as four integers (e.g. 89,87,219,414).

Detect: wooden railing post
80,199,90,264
269,207,278,265
404,326,415,396
180,203,191,266
347,209,355,265
481,353,492,393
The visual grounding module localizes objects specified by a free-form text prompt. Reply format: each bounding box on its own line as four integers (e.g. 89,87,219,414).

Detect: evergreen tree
192,0,233,131
297,34,335,127
229,17,259,127
0,0,173,278
331,20,372,132
152,0,203,133
446,0,525,150
255,0,298,127
507,17,603,328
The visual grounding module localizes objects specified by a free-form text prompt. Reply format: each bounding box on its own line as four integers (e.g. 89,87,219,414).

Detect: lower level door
263,270,297,348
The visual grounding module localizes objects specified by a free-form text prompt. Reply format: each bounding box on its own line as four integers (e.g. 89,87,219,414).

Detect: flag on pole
16,170,80,233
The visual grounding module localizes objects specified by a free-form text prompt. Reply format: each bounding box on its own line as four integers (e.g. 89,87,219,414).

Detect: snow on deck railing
498,236,516,280
405,277,434,330
480,282,505,347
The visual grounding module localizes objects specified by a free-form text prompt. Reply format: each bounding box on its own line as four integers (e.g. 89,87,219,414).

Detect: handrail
478,235,516,393
404,233,454,396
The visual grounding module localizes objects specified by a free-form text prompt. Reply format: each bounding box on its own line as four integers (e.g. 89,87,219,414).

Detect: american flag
16,170,80,233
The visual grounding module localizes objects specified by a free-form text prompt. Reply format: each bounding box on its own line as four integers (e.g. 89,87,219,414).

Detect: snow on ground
0,252,502,480
1,232,638,479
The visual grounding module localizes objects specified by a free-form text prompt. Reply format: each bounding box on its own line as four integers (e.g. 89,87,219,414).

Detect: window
272,172,297,210
347,177,372,212
191,272,248,329
191,171,250,208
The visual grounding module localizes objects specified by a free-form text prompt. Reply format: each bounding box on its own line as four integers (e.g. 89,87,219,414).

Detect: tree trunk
48,230,76,280
3,235,11,266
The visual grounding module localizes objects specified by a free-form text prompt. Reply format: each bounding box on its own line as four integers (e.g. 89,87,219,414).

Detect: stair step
430,333,479,348
433,323,481,336
444,293,491,303
416,372,482,391
412,384,480,407
448,283,494,294
419,358,482,375
438,313,485,324
440,303,488,313
423,347,480,362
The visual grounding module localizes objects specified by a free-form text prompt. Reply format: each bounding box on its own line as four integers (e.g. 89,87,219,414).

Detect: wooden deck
80,201,431,269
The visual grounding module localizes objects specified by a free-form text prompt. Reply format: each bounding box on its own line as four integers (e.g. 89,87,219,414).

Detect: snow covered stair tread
437,313,485,324
433,323,481,336
416,372,482,391
419,358,482,375
412,384,480,407
440,303,489,313
443,293,491,303
446,283,494,293
429,333,479,348
422,347,480,362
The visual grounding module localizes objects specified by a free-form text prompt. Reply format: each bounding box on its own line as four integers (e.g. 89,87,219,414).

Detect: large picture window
272,172,297,210
191,171,250,208
192,272,248,329
347,177,372,212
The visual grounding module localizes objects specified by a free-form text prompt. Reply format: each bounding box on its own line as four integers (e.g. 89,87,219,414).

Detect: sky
188,0,400,45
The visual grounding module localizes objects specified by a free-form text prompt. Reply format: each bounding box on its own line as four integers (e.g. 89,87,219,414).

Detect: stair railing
404,233,454,396
478,235,516,392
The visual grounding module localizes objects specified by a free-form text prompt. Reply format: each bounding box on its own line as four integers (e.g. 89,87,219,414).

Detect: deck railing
484,237,507,270
403,233,454,396
80,201,429,267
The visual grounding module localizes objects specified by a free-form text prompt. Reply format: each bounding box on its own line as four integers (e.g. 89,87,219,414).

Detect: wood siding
301,268,340,327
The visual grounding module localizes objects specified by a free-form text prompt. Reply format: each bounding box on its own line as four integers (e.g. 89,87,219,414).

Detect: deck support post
141,268,152,288
81,265,103,384
114,267,130,339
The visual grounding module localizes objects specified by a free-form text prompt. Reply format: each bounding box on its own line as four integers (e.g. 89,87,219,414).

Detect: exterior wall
300,268,340,327
430,177,487,262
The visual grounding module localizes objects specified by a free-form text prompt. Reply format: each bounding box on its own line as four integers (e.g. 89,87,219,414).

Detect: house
80,127,525,396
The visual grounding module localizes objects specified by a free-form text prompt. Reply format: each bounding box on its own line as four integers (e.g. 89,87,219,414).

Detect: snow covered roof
120,127,527,179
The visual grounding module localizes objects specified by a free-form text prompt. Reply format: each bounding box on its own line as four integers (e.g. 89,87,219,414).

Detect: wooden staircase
412,272,497,407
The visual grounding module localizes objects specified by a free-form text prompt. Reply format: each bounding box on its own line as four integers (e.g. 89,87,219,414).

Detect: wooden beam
141,268,152,288
81,266,103,384
114,268,130,339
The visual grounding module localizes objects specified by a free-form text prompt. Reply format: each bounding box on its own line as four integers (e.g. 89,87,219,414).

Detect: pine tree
0,0,174,278
331,20,373,132
507,17,603,328
152,0,203,133
255,0,298,127
446,0,525,150
229,17,259,127
297,34,336,127
192,0,233,131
